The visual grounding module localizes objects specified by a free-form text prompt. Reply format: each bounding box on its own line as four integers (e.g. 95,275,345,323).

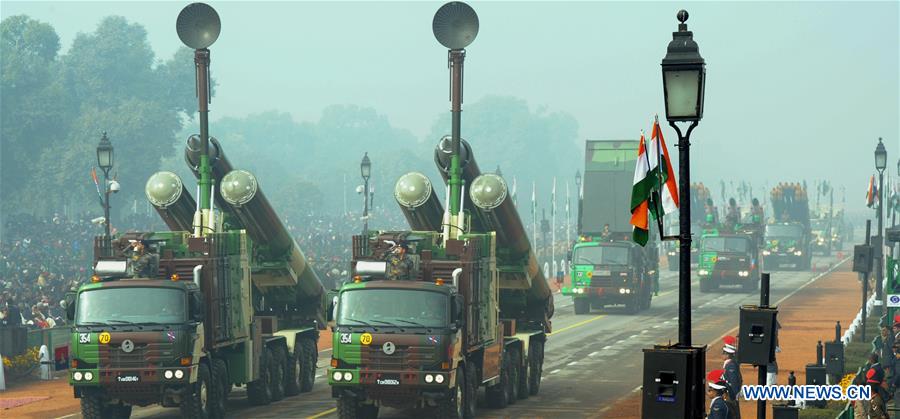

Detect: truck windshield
76,288,186,325
811,220,828,231
573,246,630,265
701,237,750,253
765,224,803,238
337,289,447,328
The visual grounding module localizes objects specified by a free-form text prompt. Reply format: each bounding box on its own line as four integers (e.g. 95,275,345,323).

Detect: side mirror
191,293,205,322
65,292,76,321
452,297,465,331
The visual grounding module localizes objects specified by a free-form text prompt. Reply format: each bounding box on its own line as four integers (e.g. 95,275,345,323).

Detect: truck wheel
700,281,711,293
247,348,272,405
211,358,228,418
625,295,639,314
269,346,287,402
80,394,116,419
517,347,530,400
337,394,360,419
286,337,316,395
507,347,520,404
743,279,759,293
486,355,510,408
528,340,544,395
112,404,132,419
573,298,590,315
643,287,652,310
180,363,213,419
463,362,478,418
436,366,465,418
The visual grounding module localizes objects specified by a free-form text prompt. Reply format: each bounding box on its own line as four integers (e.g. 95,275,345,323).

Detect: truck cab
809,219,832,256
763,222,811,270
697,233,760,292
566,239,654,314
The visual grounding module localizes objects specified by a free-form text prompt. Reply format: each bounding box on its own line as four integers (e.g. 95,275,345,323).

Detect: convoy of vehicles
563,140,658,314
66,5,325,418
697,233,760,292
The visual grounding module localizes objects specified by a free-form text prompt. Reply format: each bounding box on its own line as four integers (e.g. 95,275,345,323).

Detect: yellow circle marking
360,332,373,345
98,332,111,344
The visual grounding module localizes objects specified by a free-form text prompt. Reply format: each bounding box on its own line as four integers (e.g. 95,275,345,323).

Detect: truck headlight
333,371,343,381
425,374,434,383
668,251,676,256
739,271,749,277
84,371,93,381
794,251,802,256
435,374,445,383
762,250,771,255
698,269,709,276
174,370,184,379
73,371,83,381
343,372,353,381
165,370,174,379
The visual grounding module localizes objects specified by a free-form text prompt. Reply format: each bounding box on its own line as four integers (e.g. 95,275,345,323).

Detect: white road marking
602,345,613,350
616,340,626,344
629,334,639,339
551,369,561,374
567,361,578,366
315,374,323,378
589,351,600,357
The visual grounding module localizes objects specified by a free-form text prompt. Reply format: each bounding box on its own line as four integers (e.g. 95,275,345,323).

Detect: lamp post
875,138,887,315
96,132,114,254
361,152,372,235
661,9,705,348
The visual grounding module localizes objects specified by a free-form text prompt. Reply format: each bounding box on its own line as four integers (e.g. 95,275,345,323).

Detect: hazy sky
3,1,898,218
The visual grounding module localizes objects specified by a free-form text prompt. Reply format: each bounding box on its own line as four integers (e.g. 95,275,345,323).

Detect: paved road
64,255,841,419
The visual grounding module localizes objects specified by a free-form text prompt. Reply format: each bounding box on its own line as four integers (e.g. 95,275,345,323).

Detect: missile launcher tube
434,137,486,232
219,170,323,299
394,172,446,231
469,173,552,304
185,135,236,214
145,171,197,232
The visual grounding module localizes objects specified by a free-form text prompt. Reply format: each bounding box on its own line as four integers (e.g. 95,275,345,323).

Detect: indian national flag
630,119,679,246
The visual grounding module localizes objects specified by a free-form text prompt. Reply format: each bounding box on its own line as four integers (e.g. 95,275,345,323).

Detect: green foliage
1,14,204,217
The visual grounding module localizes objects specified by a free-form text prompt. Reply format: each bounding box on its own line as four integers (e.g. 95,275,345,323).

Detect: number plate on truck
116,373,141,383
376,374,400,385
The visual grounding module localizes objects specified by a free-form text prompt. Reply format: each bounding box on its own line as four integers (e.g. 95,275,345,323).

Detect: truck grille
589,276,614,288
361,345,437,370
95,342,176,369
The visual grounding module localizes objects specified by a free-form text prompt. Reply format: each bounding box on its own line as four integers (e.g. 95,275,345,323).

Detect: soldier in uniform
707,369,732,419
722,335,743,404
385,242,414,280
725,198,740,230
866,363,890,419
600,224,611,240
750,198,764,224
125,239,158,278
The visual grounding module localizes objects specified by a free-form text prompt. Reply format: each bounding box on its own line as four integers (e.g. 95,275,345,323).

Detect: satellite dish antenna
176,2,221,49
432,1,479,50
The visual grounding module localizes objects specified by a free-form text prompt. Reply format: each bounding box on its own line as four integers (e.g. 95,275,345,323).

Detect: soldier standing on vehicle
600,224,611,240
125,240,158,278
707,369,733,419
750,198,764,224
725,198,740,230
385,243,414,280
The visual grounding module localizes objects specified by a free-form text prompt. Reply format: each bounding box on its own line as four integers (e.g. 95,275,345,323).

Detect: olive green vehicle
697,233,760,292
66,4,325,418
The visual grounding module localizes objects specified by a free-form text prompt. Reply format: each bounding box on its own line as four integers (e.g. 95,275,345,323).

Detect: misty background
1,1,898,235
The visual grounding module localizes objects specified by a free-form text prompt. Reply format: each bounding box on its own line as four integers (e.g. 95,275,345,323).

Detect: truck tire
486,354,510,408
700,281,711,293
573,298,590,315
247,348,273,405
269,346,287,402
463,362,477,418
507,347,520,404
743,279,758,293
436,367,465,418
625,295,639,314
528,340,544,396
180,363,213,419
286,337,316,395
211,358,228,418
337,394,360,419
80,394,121,419
517,347,530,400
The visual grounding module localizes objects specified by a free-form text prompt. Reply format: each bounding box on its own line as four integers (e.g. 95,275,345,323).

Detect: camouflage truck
764,183,812,270
65,5,325,417
564,140,658,315
697,232,761,292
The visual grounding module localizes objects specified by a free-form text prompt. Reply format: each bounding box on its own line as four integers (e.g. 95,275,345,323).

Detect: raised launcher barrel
219,169,324,300
433,136,486,232
146,171,197,232
469,173,553,314
184,135,236,214
394,172,446,231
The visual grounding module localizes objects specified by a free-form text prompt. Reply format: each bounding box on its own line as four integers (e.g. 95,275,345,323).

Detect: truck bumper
329,368,454,407
571,287,636,304
697,270,753,285
763,253,802,268
71,366,193,406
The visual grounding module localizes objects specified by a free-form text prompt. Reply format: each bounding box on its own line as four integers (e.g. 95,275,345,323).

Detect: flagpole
566,182,571,260
552,177,557,281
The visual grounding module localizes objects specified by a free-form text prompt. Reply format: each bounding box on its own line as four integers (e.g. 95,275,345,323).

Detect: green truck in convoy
328,5,552,417
764,183,812,270
65,4,325,418
563,140,658,314
697,232,761,292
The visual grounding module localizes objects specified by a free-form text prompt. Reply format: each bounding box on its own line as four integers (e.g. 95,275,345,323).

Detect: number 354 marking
79,333,90,344
340,333,352,344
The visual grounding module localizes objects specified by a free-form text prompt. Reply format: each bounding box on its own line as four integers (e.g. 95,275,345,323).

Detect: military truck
65,4,325,418
563,140,658,315
809,217,833,256
329,6,551,416
764,183,812,270
697,233,760,292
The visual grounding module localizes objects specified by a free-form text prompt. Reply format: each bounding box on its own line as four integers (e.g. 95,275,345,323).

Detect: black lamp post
575,170,582,233
361,152,372,235
96,132,114,253
662,9,705,348
875,138,887,314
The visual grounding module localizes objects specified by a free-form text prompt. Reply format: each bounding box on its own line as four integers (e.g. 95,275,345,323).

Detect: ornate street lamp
875,138,887,314
361,152,372,235
96,132,114,254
